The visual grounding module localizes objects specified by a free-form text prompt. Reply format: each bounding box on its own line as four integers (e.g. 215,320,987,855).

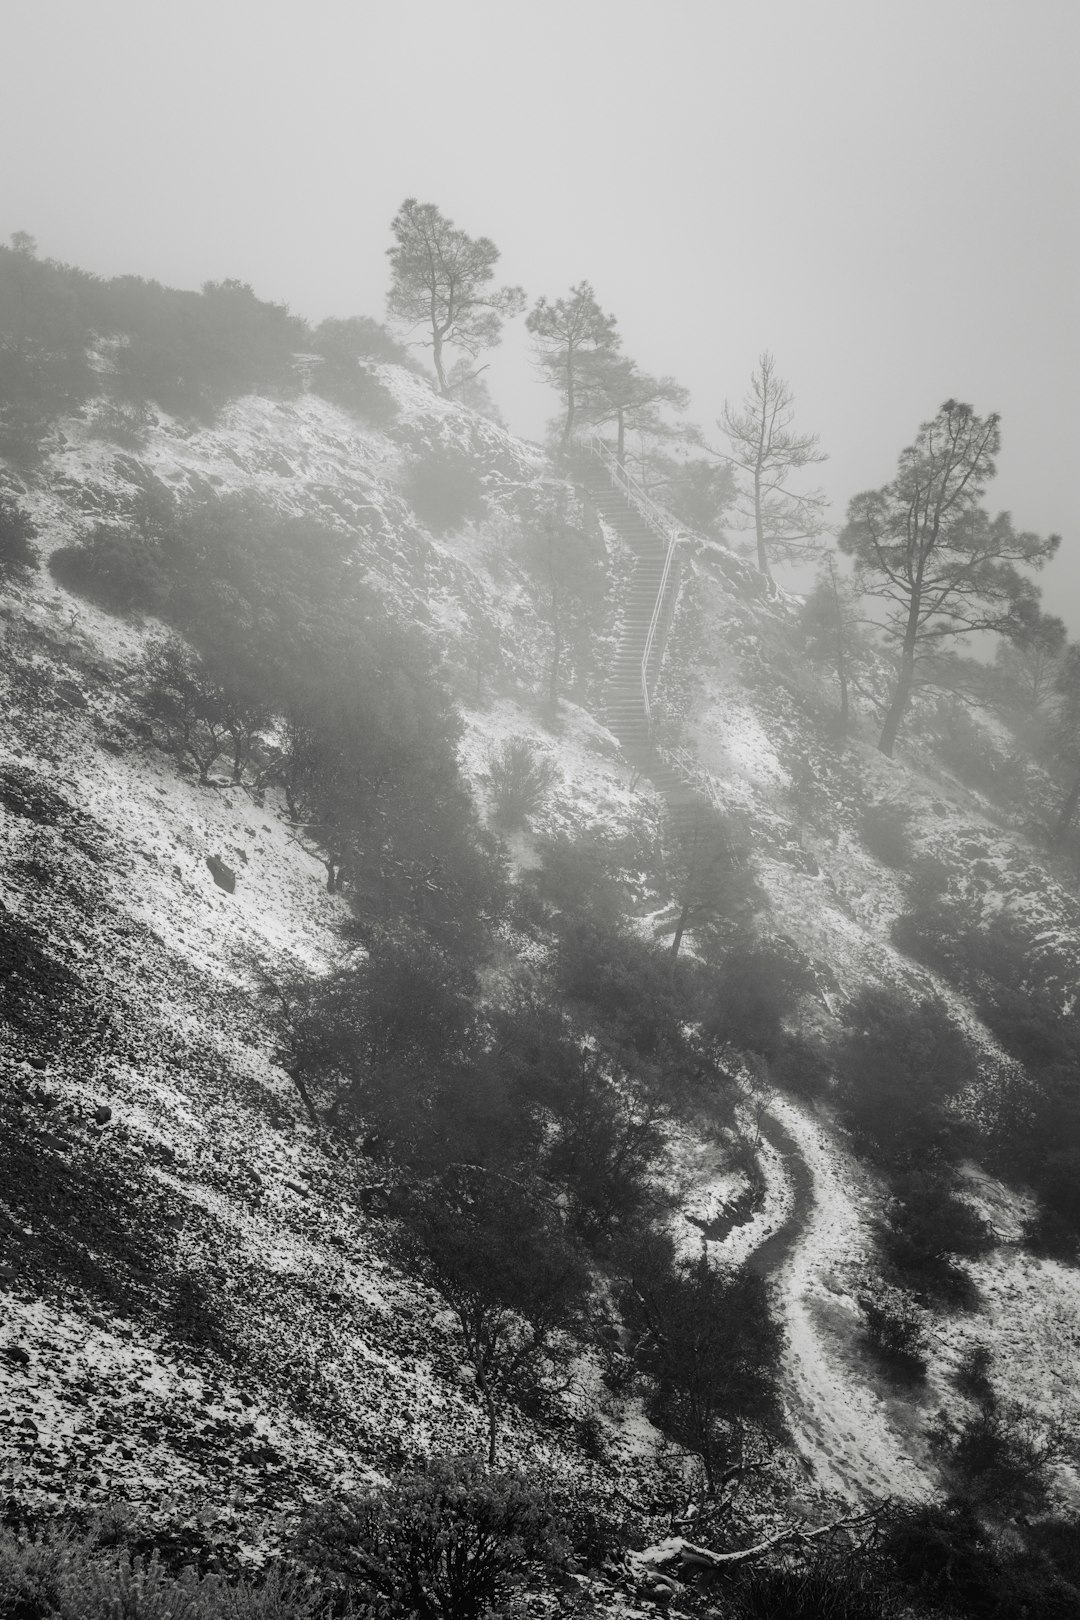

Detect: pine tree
840,400,1059,757
526,281,620,450
587,355,689,468
386,199,525,397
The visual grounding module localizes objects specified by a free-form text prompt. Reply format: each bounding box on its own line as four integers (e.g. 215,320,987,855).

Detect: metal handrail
585,434,686,724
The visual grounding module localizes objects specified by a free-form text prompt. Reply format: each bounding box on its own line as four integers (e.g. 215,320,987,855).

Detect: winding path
745,1099,930,1503
582,458,934,1508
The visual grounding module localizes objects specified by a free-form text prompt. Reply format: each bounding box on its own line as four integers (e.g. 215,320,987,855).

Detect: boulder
206,855,236,893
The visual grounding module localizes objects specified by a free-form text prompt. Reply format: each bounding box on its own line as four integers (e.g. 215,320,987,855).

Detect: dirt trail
583,460,932,1505
745,1111,813,1281
748,1098,931,1503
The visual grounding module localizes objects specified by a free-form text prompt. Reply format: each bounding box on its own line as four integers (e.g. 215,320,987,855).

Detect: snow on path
764,1097,932,1504
675,1092,934,1504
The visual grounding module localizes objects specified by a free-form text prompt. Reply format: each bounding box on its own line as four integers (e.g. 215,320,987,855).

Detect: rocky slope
2,364,1079,1557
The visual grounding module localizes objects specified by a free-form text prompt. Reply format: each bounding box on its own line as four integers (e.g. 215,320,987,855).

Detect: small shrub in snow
48,483,179,616
0,1532,318,1620
881,1501,1080,1618
929,698,1027,806
928,1400,1072,1515
487,737,558,831
296,1455,566,1619
138,636,266,784
309,317,400,424
624,1241,786,1494
877,1169,992,1305
726,1551,902,1619
954,1342,995,1408
860,801,913,869
858,1290,927,1384
832,989,977,1170
87,396,154,448
402,448,487,533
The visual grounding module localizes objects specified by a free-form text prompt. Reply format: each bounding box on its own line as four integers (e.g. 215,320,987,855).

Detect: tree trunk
753,465,770,578
432,328,449,396
877,661,914,757
670,898,692,961
827,558,849,726
476,1366,498,1466
284,1065,321,1128
1052,763,1080,844
878,591,923,756
616,407,626,467
560,346,576,449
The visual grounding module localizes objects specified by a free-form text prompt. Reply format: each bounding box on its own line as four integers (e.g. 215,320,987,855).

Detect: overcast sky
5,0,1079,615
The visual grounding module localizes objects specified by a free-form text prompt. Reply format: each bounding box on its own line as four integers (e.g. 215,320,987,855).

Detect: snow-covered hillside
3,364,1080,1562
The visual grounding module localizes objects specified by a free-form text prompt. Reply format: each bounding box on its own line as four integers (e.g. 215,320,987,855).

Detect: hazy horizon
4,0,1078,617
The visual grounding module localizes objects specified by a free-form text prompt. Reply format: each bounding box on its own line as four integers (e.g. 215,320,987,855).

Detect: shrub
0,1526,75,1619
0,492,37,579
881,1501,1080,1620
48,482,179,616
832,989,978,1170
860,801,913,869
309,317,402,424
393,1175,590,1462
296,1456,566,1620
877,1170,991,1304
858,1291,927,1383
625,1246,786,1492
0,240,96,463
312,313,410,367
698,940,816,1062
954,1342,995,1407
138,636,265,784
403,449,487,533
928,1400,1072,1515
53,1552,218,1619
104,275,305,420
0,1529,322,1619
487,737,559,831
87,397,154,448
49,524,168,616
525,832,637,931
929,698,1026,806
724,1551,903,1619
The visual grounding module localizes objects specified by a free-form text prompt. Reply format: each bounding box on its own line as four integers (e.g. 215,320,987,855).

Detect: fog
5,0,1078,616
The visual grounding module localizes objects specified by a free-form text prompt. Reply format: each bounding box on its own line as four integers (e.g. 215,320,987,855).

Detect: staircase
576,438,708,842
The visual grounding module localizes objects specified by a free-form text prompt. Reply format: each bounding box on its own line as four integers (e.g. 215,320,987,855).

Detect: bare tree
386,199,525,397
715,351,828,578
840,399,1059,757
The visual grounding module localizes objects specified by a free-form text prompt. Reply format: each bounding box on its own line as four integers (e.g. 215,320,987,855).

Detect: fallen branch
631,1510,879,1579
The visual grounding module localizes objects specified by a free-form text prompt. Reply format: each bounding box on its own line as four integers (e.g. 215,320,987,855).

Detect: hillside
3,355,1080,1614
